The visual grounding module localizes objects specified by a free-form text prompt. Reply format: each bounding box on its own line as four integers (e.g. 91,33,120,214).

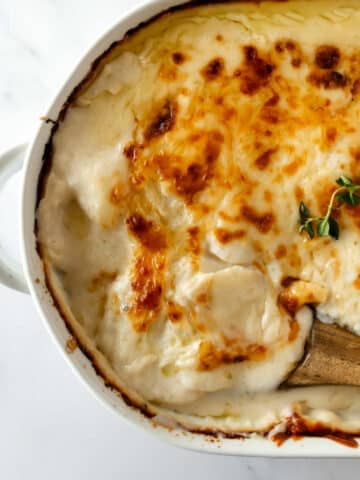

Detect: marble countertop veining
1,1,360,479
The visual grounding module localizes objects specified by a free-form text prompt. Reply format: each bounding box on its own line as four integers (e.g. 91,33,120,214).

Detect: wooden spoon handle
286,319,360,386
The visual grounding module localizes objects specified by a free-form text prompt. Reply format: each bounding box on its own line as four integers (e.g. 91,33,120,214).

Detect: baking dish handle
0,144,29,294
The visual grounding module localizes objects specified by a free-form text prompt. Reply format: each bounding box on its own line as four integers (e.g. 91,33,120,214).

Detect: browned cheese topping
36,2,360,433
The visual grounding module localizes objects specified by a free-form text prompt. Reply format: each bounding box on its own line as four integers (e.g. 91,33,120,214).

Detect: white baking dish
0,0,359,457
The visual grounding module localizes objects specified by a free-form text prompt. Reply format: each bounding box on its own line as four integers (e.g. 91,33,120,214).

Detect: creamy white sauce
37,1,360,436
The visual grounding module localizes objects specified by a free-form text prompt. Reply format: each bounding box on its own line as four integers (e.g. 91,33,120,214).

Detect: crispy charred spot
353,277,360,290
187,226,201,255
275,41,284,53
198,341,266,371
167,301,183,322
275,40,293,52
352,78,360,96
272,413,358,448
285,40,296,51
278,290,299,317
198,341,247,371
201,57,225,80
144,99,177,141
240,71,274,95
282,157,301,176
222,107,236,121
196,292,208,304
254,148,277,170
188,132,203,143
172,51,186,65
275,39,302,68
281,276,299,288
134,283,162,314
198,341,226,371
244,45,258,62
241,205,275,233
315,46,340,70
216,34,223,42
352,149,360,162
265,93,280,107
155,132,222,202
214,228,246,244
175,163,211,199
238,45,274,95
275,40,299,53
326,127,337,144
308,70,348,89
275,244,287,259
261,106,279,124
291,58,302,68
275,40,296,53
124,142,141,162
126,214,167,251
130,253,164,331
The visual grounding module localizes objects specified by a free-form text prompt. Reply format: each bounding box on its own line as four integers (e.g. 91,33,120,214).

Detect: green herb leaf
336,189,360,206
317,217,330,237
300,222,315,239
351,193,360,205
328,217,339,240
299,201,311,223
299,175,360,240
336,191,349,204
305,221,315,239
299,202,315,239
336,175,354,187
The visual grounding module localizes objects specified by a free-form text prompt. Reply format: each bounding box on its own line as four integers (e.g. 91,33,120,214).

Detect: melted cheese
37,0,360,436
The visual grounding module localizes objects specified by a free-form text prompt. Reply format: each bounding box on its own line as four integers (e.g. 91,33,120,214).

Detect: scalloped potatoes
37,1,360,437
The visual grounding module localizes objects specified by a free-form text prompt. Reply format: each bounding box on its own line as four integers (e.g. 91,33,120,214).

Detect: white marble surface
1,1,360,478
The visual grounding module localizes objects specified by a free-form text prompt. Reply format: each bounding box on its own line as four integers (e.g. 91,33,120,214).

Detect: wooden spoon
285,319,360,386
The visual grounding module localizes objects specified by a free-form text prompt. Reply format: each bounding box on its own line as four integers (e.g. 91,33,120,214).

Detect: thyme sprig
299,176,360,240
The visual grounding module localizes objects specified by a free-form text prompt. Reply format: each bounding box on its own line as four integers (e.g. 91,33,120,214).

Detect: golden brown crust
35,0,360,443
197,340,267,371
214,227,246,244
272,413,359,448
126,214,167,251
